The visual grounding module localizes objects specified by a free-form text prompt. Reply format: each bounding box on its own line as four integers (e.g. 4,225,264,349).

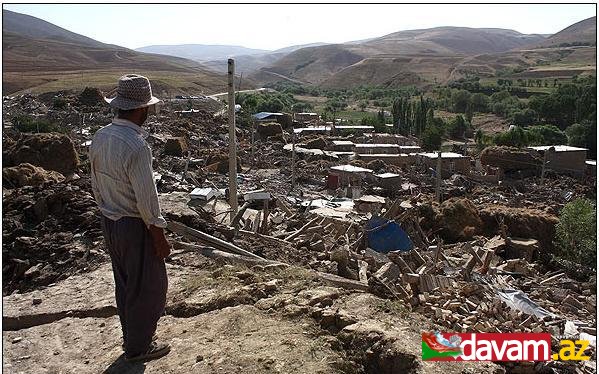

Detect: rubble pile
480,146,542,171
2,177,104,294
3,132,79,175
256,122,283,140
77,87,104,107
419,198,483,241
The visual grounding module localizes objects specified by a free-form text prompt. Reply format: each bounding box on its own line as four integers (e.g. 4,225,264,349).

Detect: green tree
465,103,473,123
493,126,530,147
291,102,313,113
510,109,538,127
447,115,469,139
566,121,597,158
526,125,567,145
451,89,471,113
325,98,347,124
470,93,489,112
421,117,445,151
554,199,597,268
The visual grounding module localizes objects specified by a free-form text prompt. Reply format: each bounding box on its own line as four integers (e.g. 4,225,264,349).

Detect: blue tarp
253,112,283,120
364,216,413,253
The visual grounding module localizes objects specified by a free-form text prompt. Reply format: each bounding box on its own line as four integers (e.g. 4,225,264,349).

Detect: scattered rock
3,163,65,188
367,159,387,172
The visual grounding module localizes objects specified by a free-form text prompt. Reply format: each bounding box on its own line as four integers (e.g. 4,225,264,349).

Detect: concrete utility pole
540,148,552,185
291,128,297,188
228,59,238,221
251,120,255,168
435,151,442,203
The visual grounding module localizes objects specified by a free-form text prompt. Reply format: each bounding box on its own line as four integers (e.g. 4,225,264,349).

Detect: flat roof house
328,164,374,188
528,145,588,177
418,152,471,177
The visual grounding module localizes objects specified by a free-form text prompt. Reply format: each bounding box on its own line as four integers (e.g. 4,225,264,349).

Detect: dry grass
3,69,228,96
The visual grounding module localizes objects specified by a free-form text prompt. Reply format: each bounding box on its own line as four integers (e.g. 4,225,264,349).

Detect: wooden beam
173,242,281,266
284,216,320,242
227,58,238,221
167,221,265,261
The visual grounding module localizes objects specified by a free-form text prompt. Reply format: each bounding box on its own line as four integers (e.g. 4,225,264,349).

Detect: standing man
90,74,171,362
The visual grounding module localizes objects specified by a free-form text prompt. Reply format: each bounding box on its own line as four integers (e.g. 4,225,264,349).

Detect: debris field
2,89,596,374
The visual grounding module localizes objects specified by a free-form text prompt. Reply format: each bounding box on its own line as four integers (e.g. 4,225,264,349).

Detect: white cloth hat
104,74,161,110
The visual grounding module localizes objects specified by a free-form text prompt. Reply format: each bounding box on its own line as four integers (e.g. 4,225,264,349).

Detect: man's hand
148,225,172,259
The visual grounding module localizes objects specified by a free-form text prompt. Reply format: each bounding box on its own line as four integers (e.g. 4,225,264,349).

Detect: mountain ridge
2,9,229,95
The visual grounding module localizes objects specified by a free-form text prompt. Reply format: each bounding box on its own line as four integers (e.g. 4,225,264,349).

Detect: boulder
205,153,242,174
304,137,327,150
77,87,104,106
256,122,282,139
2,163,65,188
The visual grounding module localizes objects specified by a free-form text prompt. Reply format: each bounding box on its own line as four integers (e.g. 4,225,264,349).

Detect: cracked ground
3,256,504,374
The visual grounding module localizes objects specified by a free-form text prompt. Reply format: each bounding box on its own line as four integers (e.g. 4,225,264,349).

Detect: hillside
251,26,547,86
136,44,269,61
2,10,229,95
534,16,596,48
202,52,286,74
2,9,110,48
363,27,545,55
252,20,597,88
165,42,331,74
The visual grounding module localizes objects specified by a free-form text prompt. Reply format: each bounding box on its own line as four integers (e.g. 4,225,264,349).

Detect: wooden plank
540,272,565,285
230,201,251,229
317,272,369,292
238,230,292,247
260,200,270,234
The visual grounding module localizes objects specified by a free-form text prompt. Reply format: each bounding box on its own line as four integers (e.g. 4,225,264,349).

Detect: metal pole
435,151,442,203
228,59,238,221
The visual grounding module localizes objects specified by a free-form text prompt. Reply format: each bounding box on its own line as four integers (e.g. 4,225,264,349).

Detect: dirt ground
3,261,503,374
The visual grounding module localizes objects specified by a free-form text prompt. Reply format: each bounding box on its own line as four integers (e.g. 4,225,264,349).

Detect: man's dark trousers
101,216,168,356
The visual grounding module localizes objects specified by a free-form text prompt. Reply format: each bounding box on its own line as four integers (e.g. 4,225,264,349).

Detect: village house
528,145,588,177
418,152,471,177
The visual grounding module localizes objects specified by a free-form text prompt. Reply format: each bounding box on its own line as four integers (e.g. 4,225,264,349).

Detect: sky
3,3,597,51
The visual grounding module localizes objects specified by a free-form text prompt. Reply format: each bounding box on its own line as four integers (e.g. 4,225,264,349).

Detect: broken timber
173,241,284,267
168,221,265,261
